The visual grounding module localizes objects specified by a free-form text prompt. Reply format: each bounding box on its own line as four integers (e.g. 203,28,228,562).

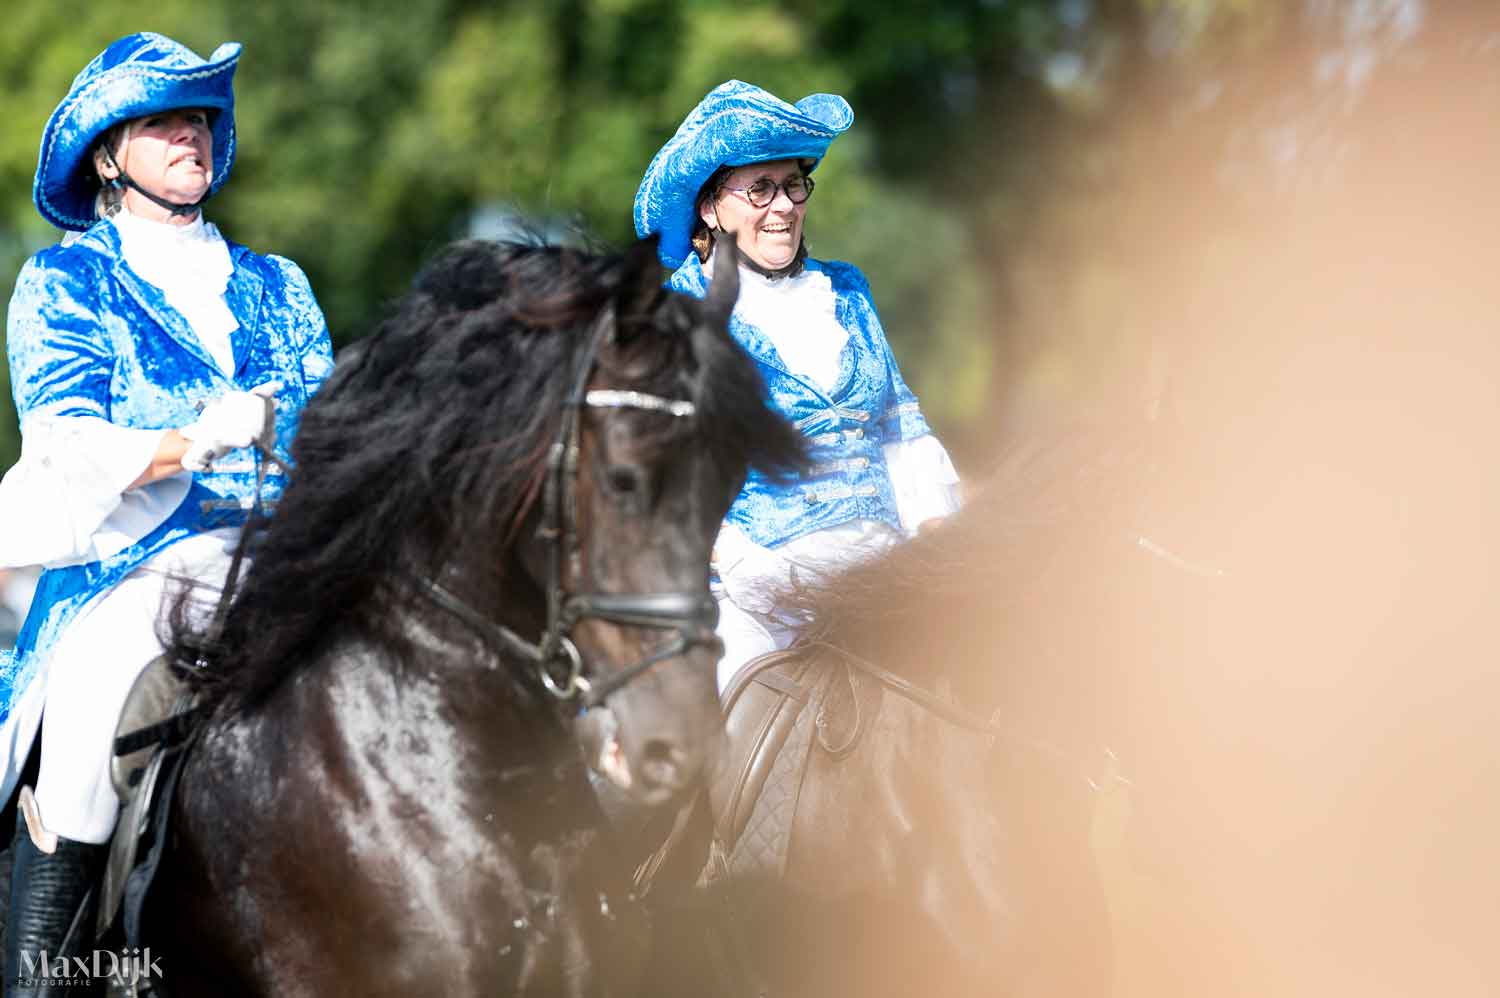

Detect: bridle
417,306,721,710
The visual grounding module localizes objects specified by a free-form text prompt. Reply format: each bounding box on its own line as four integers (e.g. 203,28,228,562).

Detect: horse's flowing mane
172,237,804,714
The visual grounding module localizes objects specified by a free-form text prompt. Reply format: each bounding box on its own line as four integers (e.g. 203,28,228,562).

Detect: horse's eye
606,466,644,496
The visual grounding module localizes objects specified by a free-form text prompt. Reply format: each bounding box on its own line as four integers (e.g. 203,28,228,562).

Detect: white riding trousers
713,597,801,695
32,530,237,844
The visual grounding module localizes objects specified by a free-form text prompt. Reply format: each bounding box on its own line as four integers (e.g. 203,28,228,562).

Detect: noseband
418,307,719,710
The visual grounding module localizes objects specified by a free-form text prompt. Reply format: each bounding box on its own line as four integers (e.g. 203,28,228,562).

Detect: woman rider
0,33,332,987
634,80,962,692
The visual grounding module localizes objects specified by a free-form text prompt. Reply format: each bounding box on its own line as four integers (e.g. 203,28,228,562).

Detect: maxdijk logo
17,948,163,987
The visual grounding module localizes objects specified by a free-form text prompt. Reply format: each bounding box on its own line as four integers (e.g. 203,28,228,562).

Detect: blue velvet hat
634,80,854,267
33,32,241,231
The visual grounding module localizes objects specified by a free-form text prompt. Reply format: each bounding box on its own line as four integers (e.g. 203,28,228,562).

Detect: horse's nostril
638,739,691,789
642,739,681,765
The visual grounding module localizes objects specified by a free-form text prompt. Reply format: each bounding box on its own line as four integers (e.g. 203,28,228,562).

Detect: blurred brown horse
643,427,1135,998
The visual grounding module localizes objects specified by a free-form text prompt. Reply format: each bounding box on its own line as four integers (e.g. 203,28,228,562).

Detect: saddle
709,643,880,876
98,656,200,957
633,644,877,898
628,646,878,998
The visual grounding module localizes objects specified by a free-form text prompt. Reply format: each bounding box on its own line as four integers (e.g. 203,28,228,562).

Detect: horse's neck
268,624,568,763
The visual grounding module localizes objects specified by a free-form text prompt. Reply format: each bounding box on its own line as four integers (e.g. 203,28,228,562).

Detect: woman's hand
720,542,797,615
179,381,281,473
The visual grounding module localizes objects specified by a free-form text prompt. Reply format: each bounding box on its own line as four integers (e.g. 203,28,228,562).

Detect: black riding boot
5,809,106,997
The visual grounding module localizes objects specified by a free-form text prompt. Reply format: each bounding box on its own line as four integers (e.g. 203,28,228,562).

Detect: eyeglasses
718,175,815,208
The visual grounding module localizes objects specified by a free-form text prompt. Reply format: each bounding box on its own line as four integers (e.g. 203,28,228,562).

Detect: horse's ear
616,236,667,330
703,230,739,328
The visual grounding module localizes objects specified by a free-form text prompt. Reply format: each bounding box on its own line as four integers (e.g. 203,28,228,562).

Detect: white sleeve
712,522,796,615
0,415,183,569
883,433,963,535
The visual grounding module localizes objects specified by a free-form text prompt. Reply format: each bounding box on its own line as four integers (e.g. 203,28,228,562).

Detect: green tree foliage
1,0,1398,471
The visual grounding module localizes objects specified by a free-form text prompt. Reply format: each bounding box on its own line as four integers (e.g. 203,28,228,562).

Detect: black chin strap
101,143,209,219
733,238,807,280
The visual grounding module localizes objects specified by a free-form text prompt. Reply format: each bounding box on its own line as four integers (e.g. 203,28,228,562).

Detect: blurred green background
0,0,1452,471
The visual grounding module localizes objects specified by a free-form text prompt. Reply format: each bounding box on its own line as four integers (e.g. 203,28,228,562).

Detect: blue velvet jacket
0,219,332,723
668,253,932,549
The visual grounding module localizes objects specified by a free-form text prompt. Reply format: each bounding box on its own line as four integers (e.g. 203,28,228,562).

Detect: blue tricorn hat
33,32,241,231
634,80,853,268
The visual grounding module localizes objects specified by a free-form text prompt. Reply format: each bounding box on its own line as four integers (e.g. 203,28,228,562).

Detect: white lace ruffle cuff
0,416,185,569
883,433,962,534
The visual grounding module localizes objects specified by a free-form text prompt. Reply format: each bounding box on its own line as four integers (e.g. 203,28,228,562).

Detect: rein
802,639,1117,788
413,307,719,710
801,640,1002,735
192,399,285,667
119,410,287,754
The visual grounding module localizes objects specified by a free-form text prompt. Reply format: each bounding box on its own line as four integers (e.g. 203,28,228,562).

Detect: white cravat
709,251,849,391
111,208,238,376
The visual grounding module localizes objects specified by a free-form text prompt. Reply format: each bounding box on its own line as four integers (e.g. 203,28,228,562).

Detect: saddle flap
713,651,812,849
99,748,162,939
99,655,197,941
111,655,190,802
724,692,819,885
711,648,845,882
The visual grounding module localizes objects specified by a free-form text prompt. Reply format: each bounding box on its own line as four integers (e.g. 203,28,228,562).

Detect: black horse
644,426,1136,998
141,236,803,997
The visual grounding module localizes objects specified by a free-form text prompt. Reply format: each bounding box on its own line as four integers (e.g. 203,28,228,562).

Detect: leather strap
113,709,202,760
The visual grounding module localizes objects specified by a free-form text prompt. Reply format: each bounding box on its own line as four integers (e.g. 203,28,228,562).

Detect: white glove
180,381,281,472
719,539,798,615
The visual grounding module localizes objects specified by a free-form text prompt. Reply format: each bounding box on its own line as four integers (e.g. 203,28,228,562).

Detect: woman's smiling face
699,159,808,271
